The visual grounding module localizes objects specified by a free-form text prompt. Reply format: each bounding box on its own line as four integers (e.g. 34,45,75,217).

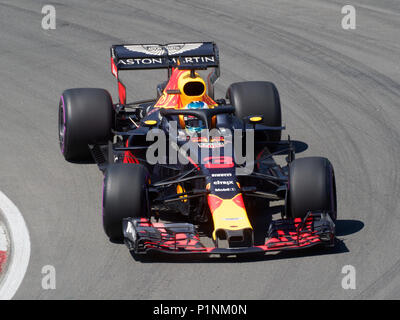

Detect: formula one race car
58,42,337,257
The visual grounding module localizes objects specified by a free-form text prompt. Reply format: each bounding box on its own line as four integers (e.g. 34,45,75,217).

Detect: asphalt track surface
0,0,399,299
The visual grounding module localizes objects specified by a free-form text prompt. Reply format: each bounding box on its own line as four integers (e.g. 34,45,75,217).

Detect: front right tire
288,157,337,220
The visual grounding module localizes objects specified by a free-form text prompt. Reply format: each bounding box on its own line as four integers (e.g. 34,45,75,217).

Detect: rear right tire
226,81,282,142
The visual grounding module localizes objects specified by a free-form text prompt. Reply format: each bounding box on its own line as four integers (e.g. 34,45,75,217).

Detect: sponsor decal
118,56,215,66
214,187,236,192
124,43,203,56
211,173,233,177
118,58,163,65
198,142,224,149
213,181,234,186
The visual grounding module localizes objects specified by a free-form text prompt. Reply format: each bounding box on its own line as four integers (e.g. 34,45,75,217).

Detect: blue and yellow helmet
184,101,208,132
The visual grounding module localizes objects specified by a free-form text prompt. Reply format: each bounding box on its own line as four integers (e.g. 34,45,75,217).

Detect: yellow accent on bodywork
210,195,252,240
144,120,158,126
249,116,263,123
176,184,187,203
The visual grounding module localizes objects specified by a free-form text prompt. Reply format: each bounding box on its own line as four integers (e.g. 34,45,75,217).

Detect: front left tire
102,164,149,241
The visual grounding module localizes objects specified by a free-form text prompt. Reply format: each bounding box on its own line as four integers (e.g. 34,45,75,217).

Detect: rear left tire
59,88,113,161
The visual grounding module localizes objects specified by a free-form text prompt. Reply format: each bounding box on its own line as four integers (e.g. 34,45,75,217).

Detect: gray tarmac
0,0,399,299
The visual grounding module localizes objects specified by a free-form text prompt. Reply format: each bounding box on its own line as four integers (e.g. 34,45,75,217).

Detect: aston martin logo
124,43,203,56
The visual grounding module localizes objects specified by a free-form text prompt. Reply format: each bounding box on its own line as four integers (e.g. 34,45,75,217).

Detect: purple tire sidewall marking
60,95,66,154
101,177,104,220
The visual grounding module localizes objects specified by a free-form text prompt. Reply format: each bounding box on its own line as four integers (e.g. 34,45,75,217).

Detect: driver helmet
183,101,208,133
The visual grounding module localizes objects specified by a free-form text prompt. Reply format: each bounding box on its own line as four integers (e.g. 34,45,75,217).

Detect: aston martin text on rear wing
110,42,219,71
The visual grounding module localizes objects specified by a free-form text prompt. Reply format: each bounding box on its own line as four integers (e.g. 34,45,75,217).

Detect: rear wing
110,42,220,104
111,42,219,71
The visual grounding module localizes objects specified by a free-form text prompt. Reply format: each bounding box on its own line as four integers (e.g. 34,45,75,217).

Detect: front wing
122,213,335,256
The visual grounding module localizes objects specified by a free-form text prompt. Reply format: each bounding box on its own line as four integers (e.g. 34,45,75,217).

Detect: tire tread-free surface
60,88,112,161
103,164,148,240
288,157,335,219
227,81,282,141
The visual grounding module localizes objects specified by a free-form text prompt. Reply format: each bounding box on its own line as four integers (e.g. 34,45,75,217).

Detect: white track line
0,191,30,300
0,224,7,252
